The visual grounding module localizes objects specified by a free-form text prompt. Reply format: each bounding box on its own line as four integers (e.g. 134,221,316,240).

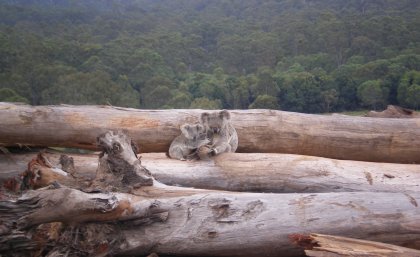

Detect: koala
199,110,238,158
168,123,210,161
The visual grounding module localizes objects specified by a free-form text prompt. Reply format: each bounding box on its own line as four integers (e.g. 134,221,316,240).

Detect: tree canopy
0,0,419,112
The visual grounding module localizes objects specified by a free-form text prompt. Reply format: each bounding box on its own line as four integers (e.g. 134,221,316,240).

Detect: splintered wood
291,233,420,257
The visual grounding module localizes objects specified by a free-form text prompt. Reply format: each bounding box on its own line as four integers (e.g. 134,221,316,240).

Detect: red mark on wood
288,234,318,250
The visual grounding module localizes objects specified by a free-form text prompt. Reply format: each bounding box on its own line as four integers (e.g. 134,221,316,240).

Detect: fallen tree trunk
292,233,420,257
1,186,420,257
1,152,420,193
1,102,419,163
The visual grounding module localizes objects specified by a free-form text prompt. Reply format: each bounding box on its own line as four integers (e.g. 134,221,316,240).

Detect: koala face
180,123,206,140
200,110,230,134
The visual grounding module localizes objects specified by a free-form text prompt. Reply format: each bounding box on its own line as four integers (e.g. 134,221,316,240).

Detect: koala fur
199,110,238,157
168,123,210,160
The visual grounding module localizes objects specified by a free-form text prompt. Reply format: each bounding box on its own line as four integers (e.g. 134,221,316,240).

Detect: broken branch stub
94,130,153,191
20,152,80,191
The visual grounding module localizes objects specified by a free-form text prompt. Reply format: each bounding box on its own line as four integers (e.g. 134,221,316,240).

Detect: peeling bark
1,103,420,163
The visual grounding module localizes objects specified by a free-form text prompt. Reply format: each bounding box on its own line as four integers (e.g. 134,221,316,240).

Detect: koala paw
197,145,212,160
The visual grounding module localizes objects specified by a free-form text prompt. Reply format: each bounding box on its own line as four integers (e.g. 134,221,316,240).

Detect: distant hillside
0,0,419,112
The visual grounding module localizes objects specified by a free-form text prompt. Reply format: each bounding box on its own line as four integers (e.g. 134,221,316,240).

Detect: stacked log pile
0,102,419,257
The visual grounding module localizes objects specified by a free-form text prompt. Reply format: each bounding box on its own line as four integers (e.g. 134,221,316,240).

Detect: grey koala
168,123,210,161
198,110,238,158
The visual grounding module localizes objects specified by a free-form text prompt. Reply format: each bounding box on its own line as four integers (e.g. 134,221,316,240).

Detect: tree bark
1,187,420,257
292,233,420,257
1,152,420,193
1,102,419,163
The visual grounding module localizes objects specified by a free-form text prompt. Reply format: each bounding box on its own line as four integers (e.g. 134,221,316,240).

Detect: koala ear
201,112,210,124
196,123,204,132
219,110,230,120
180,124,190,136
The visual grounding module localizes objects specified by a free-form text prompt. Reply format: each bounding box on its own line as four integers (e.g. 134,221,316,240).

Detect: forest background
0,0,419,113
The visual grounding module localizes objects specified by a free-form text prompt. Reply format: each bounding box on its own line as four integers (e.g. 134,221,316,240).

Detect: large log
0,102,419,163
1,186,420,257
1,152,420,193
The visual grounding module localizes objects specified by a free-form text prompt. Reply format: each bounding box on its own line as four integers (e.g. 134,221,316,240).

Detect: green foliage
398,71,420,109
190,97,222,109
0,88,28,103
249,95,279,109
276,69,333,113
143,86,173,109
321,89,339,113
357,80,389,110
0,0,419,112
406,84,420,109
251,67,279,97
41,71,139,107
165,91,193,109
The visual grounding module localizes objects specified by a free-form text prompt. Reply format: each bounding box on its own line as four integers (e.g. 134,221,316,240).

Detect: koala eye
112,142,121,151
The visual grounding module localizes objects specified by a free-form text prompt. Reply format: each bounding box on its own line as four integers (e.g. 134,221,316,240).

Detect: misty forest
0,0,419,113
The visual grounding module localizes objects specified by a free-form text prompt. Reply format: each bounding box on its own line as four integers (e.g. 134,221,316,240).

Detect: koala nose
212,128,218,133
